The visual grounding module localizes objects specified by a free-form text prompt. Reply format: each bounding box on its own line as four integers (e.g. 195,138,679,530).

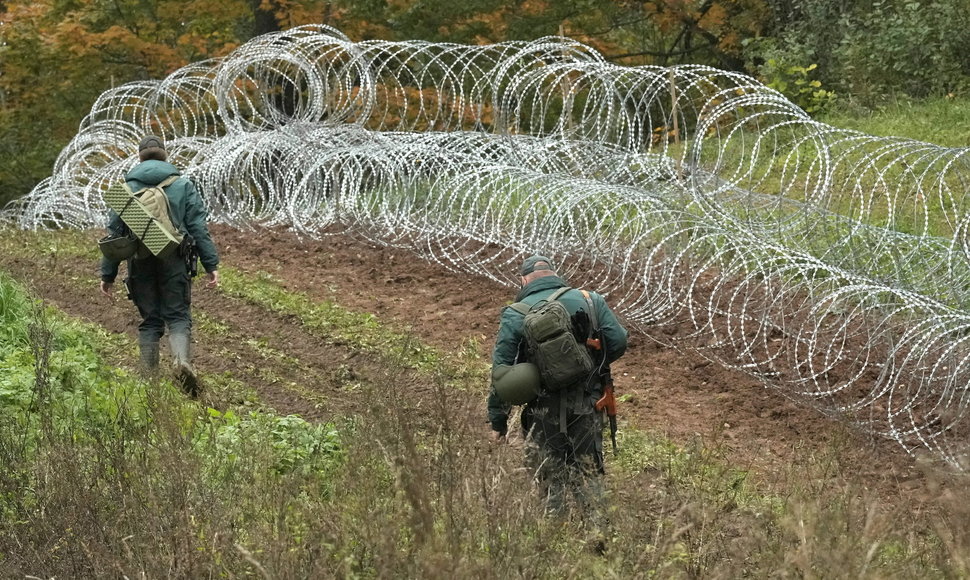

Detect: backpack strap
549,286,572,302
133,175,179,196
579,290,599,334
134,175,183,234
508,286,572,316
159,175,180,188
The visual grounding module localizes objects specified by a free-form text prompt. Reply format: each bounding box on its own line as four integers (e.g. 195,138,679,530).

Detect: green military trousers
524,399,606,523
127,253,192,343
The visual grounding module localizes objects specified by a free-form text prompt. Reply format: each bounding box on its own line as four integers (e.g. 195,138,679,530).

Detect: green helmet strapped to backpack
98,233,139,262
492,362,541,404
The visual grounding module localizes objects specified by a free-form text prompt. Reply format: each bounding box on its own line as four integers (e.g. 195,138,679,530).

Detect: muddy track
2,225,929,505
3,246,432,424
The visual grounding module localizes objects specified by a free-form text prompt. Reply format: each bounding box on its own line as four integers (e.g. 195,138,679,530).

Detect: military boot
139,340,160,377
168,331,199,397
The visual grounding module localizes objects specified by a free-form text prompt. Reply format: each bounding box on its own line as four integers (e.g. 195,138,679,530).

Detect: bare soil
4,224,935,507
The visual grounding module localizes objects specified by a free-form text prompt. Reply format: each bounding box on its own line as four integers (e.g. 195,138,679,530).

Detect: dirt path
3,224,930,506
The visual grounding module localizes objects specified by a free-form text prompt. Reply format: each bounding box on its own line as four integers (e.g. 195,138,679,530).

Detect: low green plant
0,271,350,576
218,267,489,385
744,37,837,116
763,61,836,115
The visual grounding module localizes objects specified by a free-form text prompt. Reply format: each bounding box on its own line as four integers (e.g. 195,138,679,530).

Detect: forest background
2,0,970,209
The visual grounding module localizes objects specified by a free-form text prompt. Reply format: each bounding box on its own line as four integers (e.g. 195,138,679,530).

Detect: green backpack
510,287,598,393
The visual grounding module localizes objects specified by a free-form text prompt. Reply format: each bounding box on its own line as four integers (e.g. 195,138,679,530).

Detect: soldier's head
138,135,168,162
519,255,556,286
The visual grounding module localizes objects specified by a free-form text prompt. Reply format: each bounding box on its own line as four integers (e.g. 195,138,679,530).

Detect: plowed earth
1,224,934,508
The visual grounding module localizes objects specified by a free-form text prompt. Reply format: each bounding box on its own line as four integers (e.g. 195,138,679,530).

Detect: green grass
820,95,970,148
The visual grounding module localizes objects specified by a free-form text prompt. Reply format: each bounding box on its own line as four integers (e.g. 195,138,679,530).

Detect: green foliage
0,274,30,350
0,273,145,440
753,51,836,114
203,408,344,479
757,0,970,105
0,269,345,505
834,0,970,101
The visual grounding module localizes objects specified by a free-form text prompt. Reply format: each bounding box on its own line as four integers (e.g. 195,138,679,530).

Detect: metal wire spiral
6,24,970,468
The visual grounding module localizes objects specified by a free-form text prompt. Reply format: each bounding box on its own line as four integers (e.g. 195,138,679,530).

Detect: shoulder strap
133,175,179,196
159,175,180,188
580,290,599,332
549,286,572,302
508,286,573,316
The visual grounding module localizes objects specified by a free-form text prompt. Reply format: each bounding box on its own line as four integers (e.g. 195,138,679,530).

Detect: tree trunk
250,0,281,37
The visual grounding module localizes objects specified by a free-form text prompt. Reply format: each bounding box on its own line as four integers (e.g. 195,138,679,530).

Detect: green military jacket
487,275,628,434
101,160,220,282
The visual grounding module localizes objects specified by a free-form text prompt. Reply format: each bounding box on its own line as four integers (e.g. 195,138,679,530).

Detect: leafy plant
764,61,836,114
745,37,836,114
834,0,970,101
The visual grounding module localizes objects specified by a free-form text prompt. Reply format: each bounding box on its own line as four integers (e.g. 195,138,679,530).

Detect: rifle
178,233,199,277
577,294,618,452
594,368,618,453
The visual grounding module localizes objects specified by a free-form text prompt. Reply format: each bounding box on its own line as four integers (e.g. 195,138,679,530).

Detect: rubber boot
139,340,160,378
168,331,199,397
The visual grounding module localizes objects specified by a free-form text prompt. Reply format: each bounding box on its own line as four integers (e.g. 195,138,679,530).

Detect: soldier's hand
205,270,220,289
490,430,507,444
100,281,114,299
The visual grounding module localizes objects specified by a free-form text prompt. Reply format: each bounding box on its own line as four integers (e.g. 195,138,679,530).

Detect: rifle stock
595,370,618,452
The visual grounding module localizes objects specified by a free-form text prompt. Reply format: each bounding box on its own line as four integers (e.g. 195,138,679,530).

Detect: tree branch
605,45,708,61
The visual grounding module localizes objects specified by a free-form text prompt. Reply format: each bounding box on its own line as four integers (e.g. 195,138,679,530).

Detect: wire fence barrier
6,25,970,468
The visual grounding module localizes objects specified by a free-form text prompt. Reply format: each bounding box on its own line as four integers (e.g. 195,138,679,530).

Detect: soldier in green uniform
488,255,628,528
99,135,220,395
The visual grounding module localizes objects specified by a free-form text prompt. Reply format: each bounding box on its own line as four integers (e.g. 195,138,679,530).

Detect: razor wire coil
6,24,970,469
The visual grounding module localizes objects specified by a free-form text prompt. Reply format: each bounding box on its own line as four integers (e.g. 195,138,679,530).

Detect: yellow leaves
171,0,248,23
215,42,241,58
2,1,50,23
520,0,551,17
99,25,133,43
652,125,680,146
698,2,729,31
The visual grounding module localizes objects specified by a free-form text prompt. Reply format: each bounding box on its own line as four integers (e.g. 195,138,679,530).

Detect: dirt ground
3,223,933,507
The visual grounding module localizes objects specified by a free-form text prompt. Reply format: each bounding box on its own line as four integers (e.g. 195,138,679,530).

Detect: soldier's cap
138,135,166,152
519,255,555,275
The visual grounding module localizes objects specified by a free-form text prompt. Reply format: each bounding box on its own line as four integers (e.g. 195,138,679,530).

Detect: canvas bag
128,175,183,246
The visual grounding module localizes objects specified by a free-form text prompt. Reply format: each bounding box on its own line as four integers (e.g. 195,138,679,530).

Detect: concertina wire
6,25,970,470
